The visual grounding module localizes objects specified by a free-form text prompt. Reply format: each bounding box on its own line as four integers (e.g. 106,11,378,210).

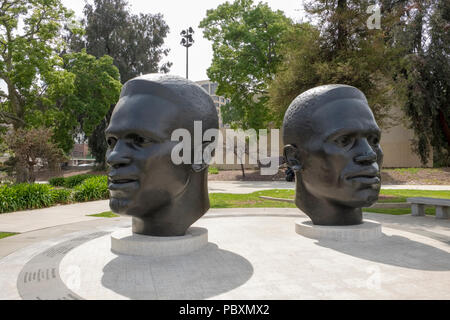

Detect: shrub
50,188,73,204
0,183,76,213
48,174,101,188
73,176,109,202
48,177,66,187
64,174,97,188
4,128,66,183
0,183,54,213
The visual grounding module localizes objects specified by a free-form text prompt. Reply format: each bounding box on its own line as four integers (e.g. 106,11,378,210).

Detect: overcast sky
61,0,307,82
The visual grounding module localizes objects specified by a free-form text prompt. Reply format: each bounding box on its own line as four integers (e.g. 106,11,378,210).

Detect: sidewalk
0,200,109,233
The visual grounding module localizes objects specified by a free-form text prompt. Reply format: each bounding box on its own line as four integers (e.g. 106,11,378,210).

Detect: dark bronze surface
282,85,384,225
106,74,218,236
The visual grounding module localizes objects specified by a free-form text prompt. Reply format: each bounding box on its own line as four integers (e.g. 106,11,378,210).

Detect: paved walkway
0,200,109,233
0,209,448,299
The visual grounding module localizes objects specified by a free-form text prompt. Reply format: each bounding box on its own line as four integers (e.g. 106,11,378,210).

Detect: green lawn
87,211,120,218
363,207,435,215
0,232,18,239
210,189,296,208
379,189,450,203
208,166,219,174
209,189,449,216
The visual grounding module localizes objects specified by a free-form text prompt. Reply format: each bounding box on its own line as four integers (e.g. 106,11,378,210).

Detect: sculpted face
105,74,218,236
283,85,384,225
300,98,383,208
106,94,191,218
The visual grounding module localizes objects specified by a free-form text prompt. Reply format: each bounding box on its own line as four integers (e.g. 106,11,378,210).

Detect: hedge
0,183,73,213
0,175,110,213
48,176,66,187
73,176,109,202
49,174,100,188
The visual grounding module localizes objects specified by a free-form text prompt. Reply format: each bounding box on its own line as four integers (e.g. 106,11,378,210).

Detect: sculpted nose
106,140,132,168
354,138,377,165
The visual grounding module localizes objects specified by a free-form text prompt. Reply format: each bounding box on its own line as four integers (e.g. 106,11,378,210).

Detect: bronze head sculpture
106,74,219,236
282,84,384,226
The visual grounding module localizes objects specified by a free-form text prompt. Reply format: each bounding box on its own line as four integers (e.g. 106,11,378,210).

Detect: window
201,84,209,93
210,83,218,95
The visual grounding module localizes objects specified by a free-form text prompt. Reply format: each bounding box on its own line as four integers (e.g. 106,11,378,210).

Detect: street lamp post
180,27,194,79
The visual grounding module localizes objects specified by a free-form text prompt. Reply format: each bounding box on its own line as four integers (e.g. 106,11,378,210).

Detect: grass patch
379,189,450,203
210,189,296,208
364,207,435,215
0,232,19,239
208,166,219,174
210,189,449,213
87,211,119,218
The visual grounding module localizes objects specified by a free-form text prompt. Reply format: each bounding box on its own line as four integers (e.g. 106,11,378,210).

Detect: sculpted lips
346,169,381,185
108,174,139,193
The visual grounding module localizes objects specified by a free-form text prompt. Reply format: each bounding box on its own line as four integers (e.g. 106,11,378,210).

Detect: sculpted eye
107,137,117,148
334,135,355,148
134,136,145,145
128,134,154,146
368,134,380,146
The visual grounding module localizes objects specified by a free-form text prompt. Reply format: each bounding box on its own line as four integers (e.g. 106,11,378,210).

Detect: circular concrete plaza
0,208,449,300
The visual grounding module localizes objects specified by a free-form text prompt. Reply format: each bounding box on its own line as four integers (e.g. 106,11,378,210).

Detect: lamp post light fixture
180,27,194,79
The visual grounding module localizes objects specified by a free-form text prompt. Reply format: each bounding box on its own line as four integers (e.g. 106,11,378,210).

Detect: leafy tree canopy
5,127,66,183
269,0,401,129
386,0,450,165
77,0,172,82
199,0,293,130
0,0,80,129
26,50,122,154
66,0,171,166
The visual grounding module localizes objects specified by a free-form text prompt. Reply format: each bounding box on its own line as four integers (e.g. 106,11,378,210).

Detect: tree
386,0,450,165
55,50,121,153
268,1,401,129
0,0,78,129
199,0,292,130
4,128,66,183
68,0,171,167
81,0,172,82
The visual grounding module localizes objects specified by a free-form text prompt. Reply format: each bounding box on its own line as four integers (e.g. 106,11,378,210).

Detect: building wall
196,80,230,128
197,80,430,169
379,108,432,167
211,122,431,170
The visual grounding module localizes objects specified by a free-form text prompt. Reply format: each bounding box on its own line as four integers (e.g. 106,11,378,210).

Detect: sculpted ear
283,144,302,172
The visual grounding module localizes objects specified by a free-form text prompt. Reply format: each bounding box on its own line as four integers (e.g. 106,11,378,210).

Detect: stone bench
407,197,450,219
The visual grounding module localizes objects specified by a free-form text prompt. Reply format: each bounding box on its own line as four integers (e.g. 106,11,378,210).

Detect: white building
196,80,230,128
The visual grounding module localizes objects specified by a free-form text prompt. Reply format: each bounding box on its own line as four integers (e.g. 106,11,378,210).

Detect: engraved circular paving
1,211,449,300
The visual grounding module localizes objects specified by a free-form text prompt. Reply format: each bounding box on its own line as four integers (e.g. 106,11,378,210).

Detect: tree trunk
15,164,29,184
438,109,450,147
240,163,245,178
336,0,347,51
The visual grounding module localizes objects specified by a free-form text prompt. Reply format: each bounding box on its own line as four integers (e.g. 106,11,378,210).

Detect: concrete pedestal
295,219,382,242
111,227,208,257
411,204,426,216
436,206,449,219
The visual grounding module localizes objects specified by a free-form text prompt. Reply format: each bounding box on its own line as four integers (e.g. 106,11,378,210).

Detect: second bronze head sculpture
283,85,384,226
106,74,218,236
